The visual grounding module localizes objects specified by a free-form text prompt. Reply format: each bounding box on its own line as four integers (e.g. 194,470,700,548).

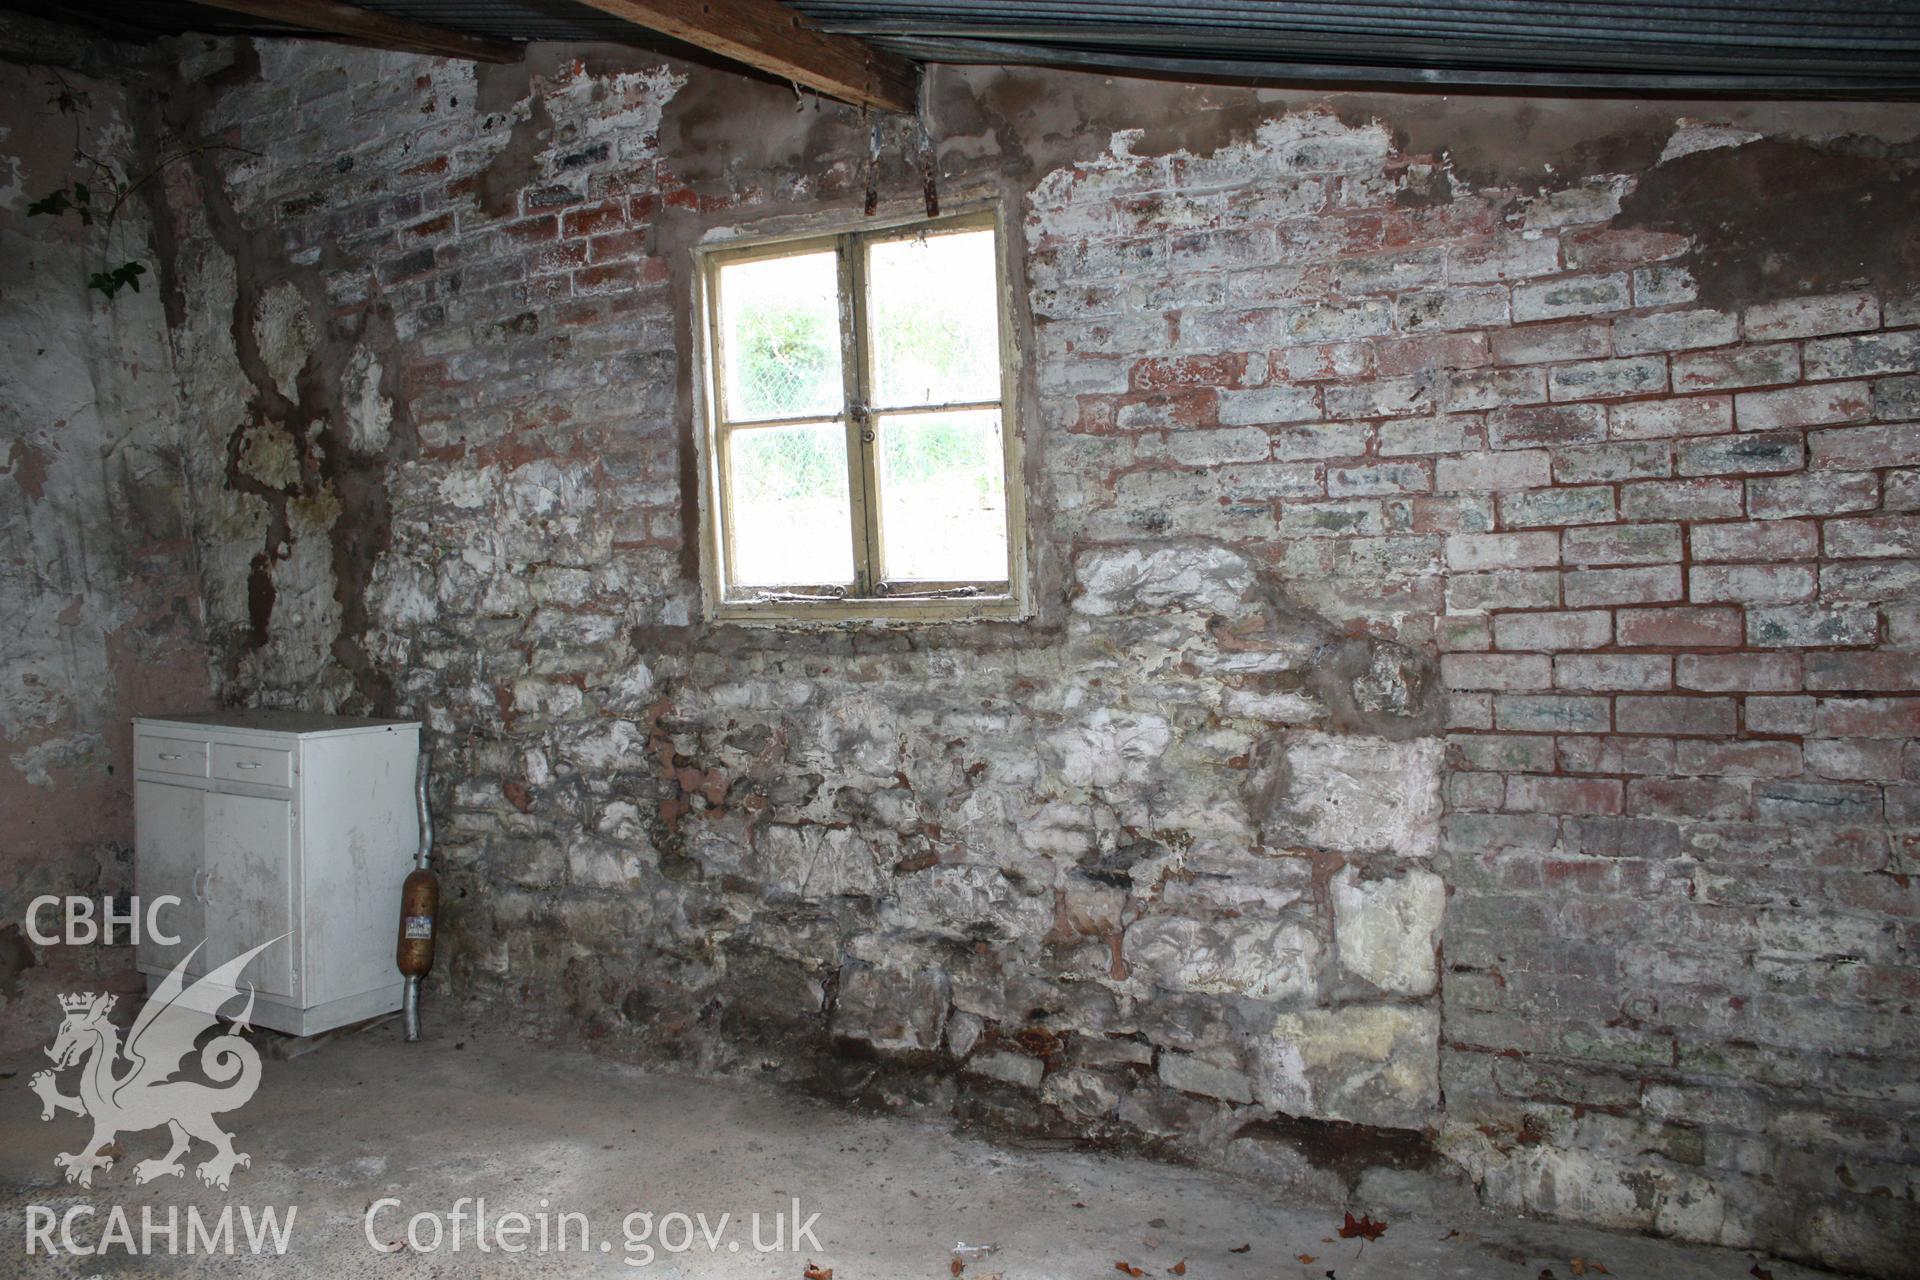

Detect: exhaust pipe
398,749,437,1041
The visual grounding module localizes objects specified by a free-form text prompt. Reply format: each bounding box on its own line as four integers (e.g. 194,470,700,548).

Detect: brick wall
127,33,1920,1274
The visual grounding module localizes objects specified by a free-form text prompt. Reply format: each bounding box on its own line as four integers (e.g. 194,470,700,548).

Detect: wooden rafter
568,0,919,112
190,0,521,63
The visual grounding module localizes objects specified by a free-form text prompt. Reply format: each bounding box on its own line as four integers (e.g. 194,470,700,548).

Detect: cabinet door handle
158,752,182,761
235,761,261,770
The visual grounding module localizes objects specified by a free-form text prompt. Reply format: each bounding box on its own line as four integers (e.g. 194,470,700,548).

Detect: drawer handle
235,761,262,770
158,752,182,761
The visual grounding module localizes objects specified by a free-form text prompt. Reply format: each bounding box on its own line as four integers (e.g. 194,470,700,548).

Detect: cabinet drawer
211,742,292,788
137,736,208,778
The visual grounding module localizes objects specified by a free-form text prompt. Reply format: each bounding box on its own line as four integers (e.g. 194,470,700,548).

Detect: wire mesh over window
717,251,844,422
700,210,1021,618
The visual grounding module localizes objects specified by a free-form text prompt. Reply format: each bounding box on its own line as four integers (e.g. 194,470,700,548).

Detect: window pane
727,423,854,587
876,409,1008,582
718,251,843,421
868,228,1001,410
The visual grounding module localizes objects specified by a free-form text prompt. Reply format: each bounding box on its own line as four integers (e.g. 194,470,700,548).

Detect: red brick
1747,471,1879,520
1805,652,1920,692
1617,607,1743,648
1507,775,1625,815
1609,395,1732,439
1130,354,1252,392
1494,610,1612,651
1734,381,1872,431
1444,531,1560,571
1541,859,1616,891
1375,332,1490,377
405,212,453,239
1818,696,1920,737
1616,695,1740,735
1809,423,1920,470
1488,403,1608,449
587,229,649,263
1562,227,1690,270
1627,777,1752,820
1559,734,1676,775
525,241,589,275
1442,653,1553,690
499,215,559,244
1675,653,1803,692
1671,343,1800,393
1435,450,1552,491
560,200,627,239
1690,519,1818,562
1825,515,1920,559
1619,478,1744,521
1742,290,1879,341
1688,564,1816,605
1564,565,1682,607
1675,740,1803,777
1482,320,1605,364
572,264,641,297
1555,654,1672,691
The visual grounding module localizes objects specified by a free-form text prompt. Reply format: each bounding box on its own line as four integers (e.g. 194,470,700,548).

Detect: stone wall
47,22,1920,1274
0,23,213,1053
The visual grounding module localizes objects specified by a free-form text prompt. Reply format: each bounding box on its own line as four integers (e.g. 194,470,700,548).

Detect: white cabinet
132,712,420,1036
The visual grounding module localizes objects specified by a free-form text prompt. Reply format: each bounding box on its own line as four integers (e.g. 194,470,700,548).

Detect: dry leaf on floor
1115,1263,1146,1277
951,1259,964,1277
1336,1213,1388,1243
1751,1266,1775,1280
1168,1262,1186,1275
1297,1255,1316,1264
803,1264,833,1280
1229,1243,1251,1254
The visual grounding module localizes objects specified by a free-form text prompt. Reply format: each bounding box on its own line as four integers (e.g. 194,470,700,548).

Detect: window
696,208,1025,622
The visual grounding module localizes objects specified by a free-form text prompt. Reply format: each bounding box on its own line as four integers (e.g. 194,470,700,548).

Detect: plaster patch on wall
251,281,314,402
1660,121,1763,164
342,345,393,455
8,732,102,788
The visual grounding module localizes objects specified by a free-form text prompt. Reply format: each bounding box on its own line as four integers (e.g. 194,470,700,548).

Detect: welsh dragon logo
30,937,281,1190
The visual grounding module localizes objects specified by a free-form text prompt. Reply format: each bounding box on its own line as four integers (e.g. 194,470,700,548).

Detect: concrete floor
0,1018,1841,1278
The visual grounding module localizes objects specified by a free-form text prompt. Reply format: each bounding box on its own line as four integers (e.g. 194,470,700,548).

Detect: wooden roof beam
190,0,521,63
568,0,919,112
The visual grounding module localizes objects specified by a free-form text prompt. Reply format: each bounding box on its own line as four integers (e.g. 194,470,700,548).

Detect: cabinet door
134,782,206,976
203,793,297,999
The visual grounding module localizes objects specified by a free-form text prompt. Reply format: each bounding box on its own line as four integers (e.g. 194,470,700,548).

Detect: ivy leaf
26,189,72,217
86,261,147,300
1336,1212,1388,1243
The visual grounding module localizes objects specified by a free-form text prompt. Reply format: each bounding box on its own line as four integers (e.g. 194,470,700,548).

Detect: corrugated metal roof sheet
10,0,1920,95
787,0,1920,94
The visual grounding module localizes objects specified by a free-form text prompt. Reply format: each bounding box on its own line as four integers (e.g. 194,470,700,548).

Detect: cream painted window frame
694,204,1028,624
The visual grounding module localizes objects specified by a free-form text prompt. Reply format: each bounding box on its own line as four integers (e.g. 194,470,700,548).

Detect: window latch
752,587,849,604
873,584,981,600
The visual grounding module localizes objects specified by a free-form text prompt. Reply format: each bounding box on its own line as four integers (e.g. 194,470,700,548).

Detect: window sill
711,593,1026,626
